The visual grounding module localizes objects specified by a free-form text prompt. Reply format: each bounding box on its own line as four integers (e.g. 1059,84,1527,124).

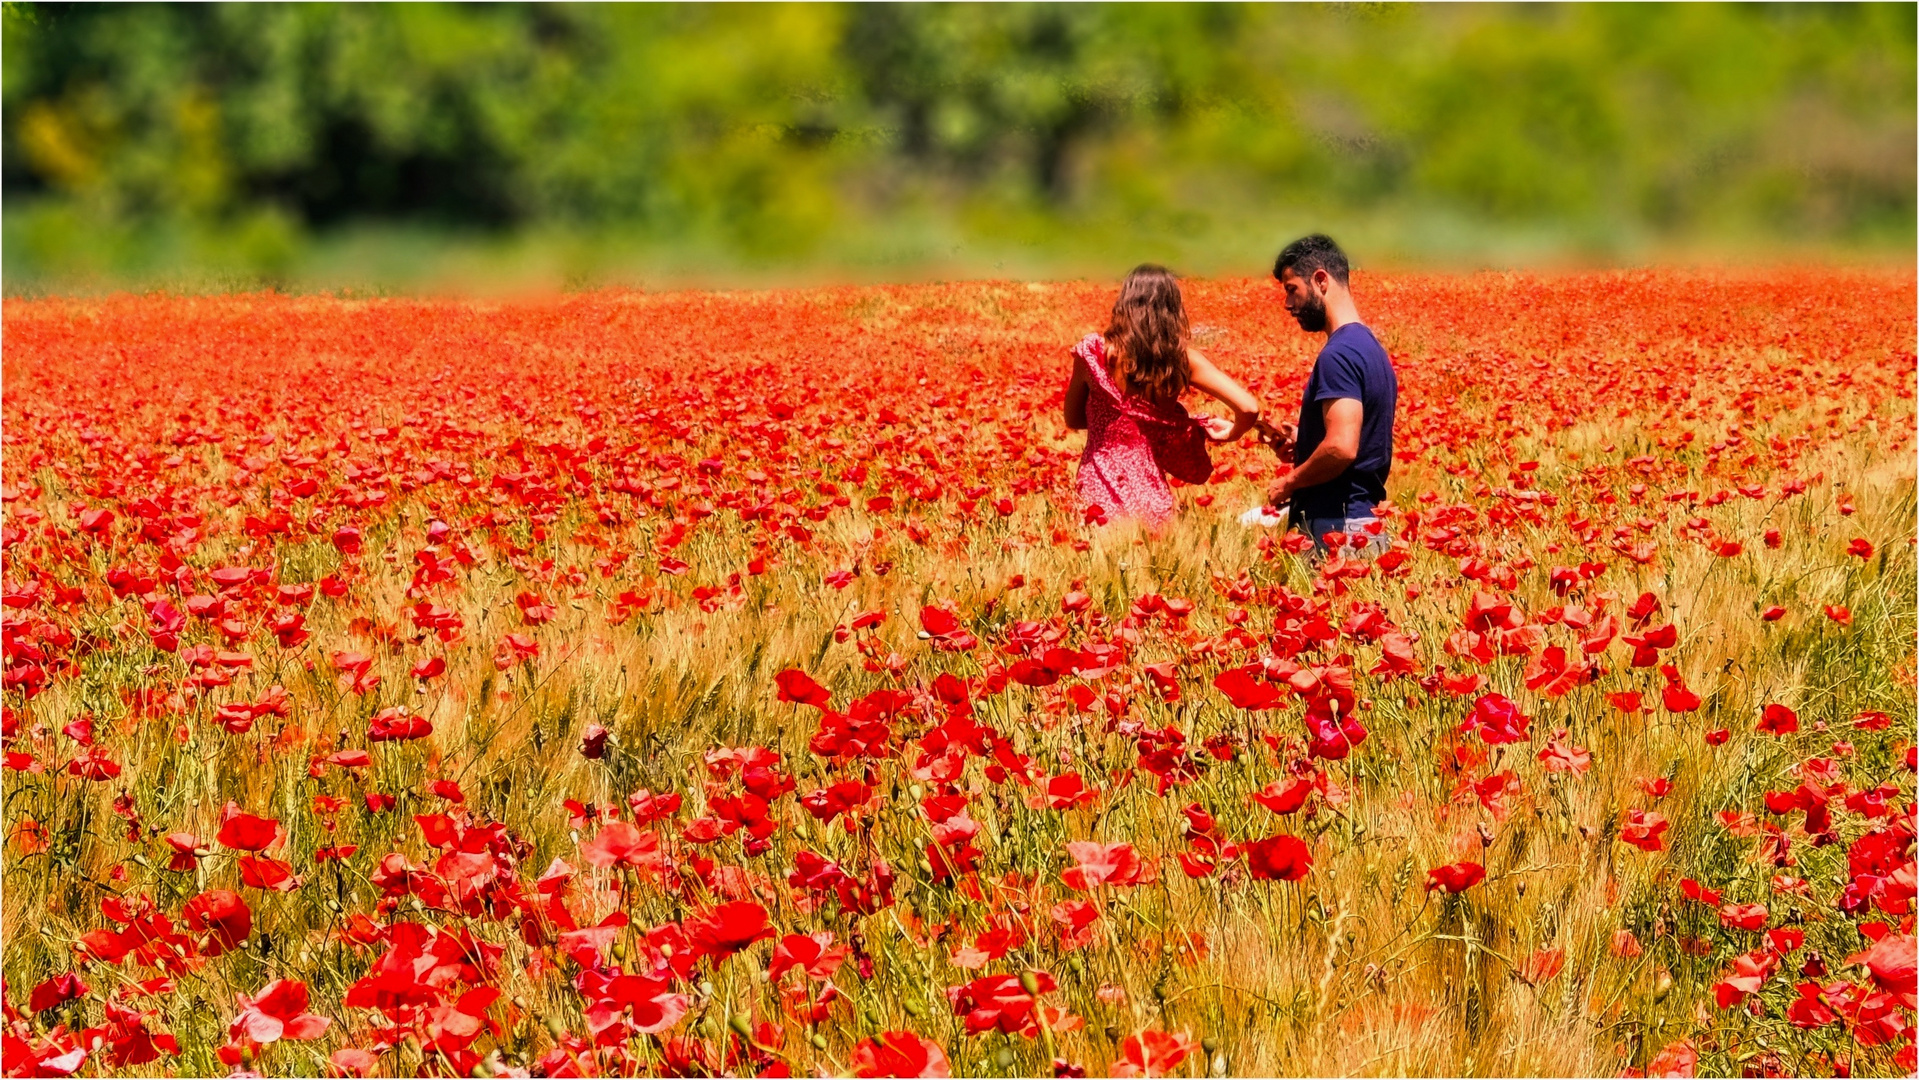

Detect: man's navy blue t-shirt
1292,322,1397,520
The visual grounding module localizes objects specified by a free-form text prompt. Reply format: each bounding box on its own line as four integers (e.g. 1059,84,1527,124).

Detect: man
1262,234,1397,557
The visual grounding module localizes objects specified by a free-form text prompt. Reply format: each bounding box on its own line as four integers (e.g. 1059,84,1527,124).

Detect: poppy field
1,268,1914,1078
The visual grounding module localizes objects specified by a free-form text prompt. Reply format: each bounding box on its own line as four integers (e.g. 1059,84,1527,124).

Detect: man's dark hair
1273,234,1350,286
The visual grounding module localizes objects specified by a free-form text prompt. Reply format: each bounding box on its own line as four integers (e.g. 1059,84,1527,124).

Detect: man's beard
1291,292,1328,332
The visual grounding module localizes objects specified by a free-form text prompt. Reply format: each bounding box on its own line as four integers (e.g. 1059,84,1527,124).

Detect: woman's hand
1186,350,1261,443
1199,414,1238,442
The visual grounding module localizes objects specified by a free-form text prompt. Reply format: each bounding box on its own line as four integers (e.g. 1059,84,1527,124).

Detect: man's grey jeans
1301,515,1389,559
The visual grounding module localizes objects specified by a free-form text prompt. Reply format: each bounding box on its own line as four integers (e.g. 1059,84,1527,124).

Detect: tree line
3,3,1912,278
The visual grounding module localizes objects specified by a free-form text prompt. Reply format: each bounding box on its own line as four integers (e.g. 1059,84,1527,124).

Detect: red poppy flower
776,668,831,706
684,900,774,961
1112,1029,1197,1077
1244,834,1313,882
1846,934,1917,1008
1536,732,1591,774
947,972,1056,1036
183,889,253,955
1459,693,1531,745
215,813,280,852
580,821,662,872
1767,928,1804,954
1621,810,1670,852
228,979,331,1044
768,932,848,982
1301,704,1368,760
238,855,299,892
1214,667,1283,711
366,707,431,742
918,605,977,651
1718,903,1769,931
1679,879,1723,905
1250,776,1314,815
1515,948,1565,985
28,972,90,1014
851,1031,951,1078
1756,703,1798,736
1028,773,1100,811
1643,1039,1697,1077
1711,949,1778,1009
1425,861,1485,893
1661,680,1702,713
162,832,207,872
1061,841,1142,890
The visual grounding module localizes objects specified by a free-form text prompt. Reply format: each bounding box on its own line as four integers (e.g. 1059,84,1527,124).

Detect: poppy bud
579,724,609,759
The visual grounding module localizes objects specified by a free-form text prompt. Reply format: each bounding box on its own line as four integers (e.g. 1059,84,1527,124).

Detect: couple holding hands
1063,234,1398,558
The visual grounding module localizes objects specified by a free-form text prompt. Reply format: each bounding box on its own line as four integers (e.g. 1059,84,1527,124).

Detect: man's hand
1266,472,1294,508
1255,418,1296,458
1278,398,1360,499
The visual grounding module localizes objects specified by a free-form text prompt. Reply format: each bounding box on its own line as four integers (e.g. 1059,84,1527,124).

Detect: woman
1063,264,1261,527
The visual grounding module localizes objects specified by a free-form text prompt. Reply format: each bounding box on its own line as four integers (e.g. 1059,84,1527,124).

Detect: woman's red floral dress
1072,333,1213,528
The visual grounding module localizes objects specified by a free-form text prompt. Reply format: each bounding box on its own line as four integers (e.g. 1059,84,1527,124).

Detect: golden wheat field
1,268,1914,1079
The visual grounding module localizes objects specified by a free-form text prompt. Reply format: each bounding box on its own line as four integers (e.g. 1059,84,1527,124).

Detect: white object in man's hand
1240,503,1288,527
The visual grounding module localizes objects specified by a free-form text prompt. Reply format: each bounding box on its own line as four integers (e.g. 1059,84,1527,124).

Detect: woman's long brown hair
1103,264,1191,404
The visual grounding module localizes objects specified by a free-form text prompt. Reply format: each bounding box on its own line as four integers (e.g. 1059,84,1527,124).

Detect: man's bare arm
1268,397,1361,504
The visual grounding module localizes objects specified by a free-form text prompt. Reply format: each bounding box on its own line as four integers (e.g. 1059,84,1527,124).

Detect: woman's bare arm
1187,349,1261,442
1064,365,1089,430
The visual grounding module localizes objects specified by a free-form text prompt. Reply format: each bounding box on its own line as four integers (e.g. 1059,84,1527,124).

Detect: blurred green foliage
4,2,1913,290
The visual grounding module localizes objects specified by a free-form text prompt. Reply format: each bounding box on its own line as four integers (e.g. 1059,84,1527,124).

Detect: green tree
3,2,1911,286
